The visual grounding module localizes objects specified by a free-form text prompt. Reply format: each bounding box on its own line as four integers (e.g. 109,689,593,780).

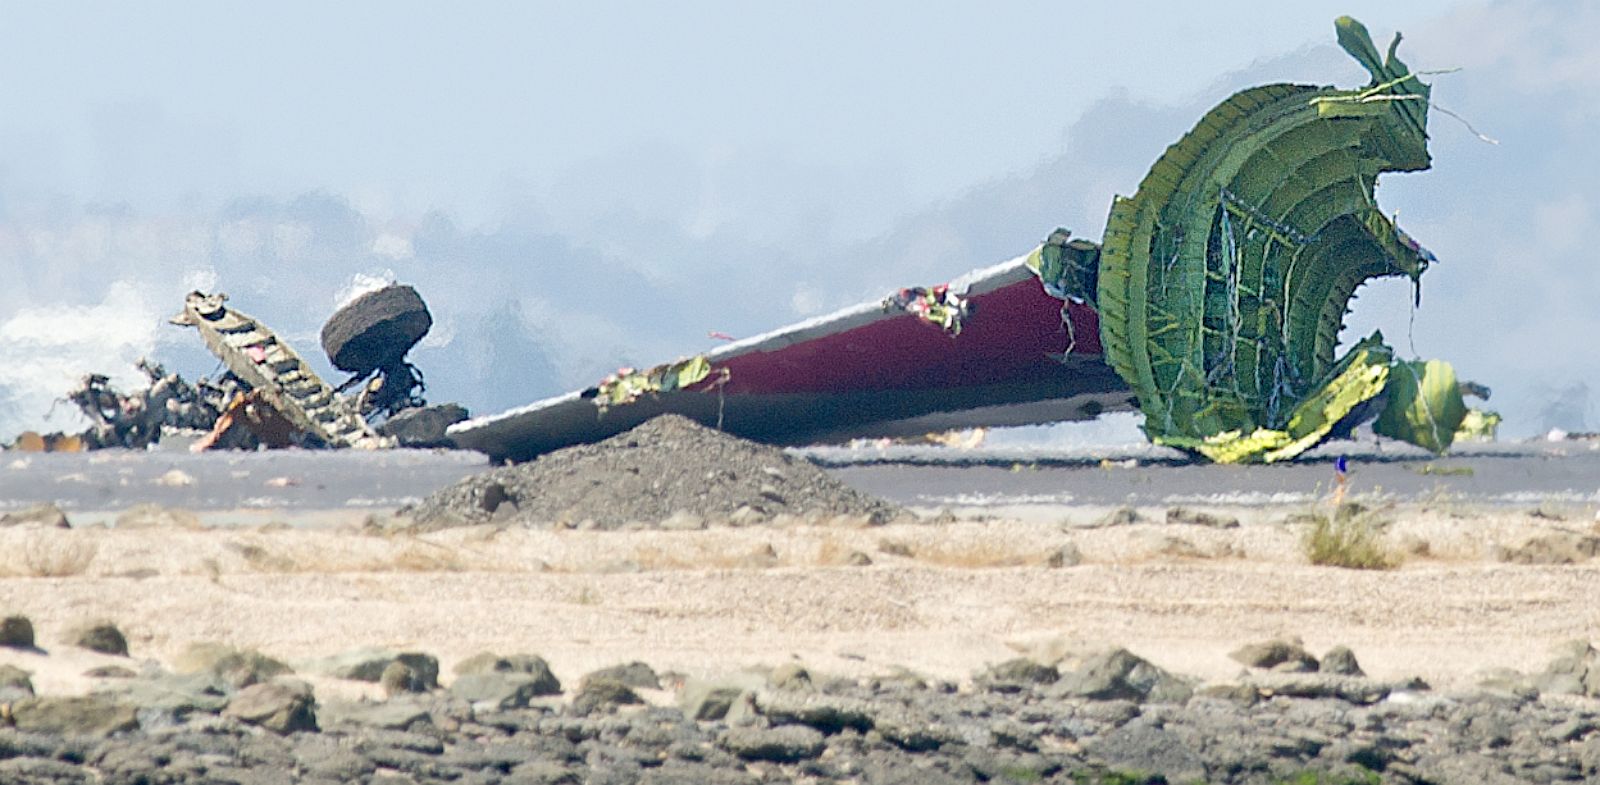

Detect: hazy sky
1,0,1596,441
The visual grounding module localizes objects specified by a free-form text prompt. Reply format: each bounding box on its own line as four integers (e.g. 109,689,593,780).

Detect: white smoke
0,283,163,438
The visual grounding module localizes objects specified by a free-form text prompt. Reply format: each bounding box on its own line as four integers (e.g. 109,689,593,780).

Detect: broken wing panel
1096,17,1444,462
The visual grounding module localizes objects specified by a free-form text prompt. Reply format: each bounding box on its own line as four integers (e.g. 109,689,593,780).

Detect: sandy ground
5,503,1600,705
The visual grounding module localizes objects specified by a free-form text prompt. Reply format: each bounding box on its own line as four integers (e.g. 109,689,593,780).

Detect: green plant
1302,506,1395,570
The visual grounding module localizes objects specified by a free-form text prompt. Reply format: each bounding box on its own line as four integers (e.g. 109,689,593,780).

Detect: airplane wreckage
16,18,1497,463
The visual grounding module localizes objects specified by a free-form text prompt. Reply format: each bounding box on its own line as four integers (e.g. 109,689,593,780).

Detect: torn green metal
1025,228,1101,306
1094,16,1457,463
1455,409,1502,442
594,355,715,411
1374,359,1468,454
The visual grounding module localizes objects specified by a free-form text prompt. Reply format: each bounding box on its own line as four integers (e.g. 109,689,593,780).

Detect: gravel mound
409,415,899,529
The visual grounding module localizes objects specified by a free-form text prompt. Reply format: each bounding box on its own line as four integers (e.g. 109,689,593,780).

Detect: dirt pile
407,415,900,529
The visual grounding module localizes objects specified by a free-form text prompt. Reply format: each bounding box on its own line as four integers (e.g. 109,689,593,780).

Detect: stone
1229,638,1319,671
451,672,549,711
1166,506,1240,528
319,698,431,730
100,671,232,725
10,694,139,735
377,403,468,446
304,647,438,688
0,614,35,648
454,652,562,695
1098,506,1141,527
584,661,660,690
223,678,318,734
755,691,873,733
1321,645,1365,676
1045,542,1083,567
0,663,35,701
660,511,706,531
174,641,292,688
679,673,767,721
0,503,69,528
572,677,642,715
769,663,811,690
719,725,825,762
980,658,1059,691
381,661,426,696
1246,672,1395,704
1051,648,1193,703
1087,723,1206,783
69,621,129,656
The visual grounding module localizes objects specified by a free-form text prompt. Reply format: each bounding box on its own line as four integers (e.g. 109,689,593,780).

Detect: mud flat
4,418,1600,782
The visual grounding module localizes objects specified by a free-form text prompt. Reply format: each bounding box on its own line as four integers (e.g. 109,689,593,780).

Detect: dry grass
1303,506,1397,570
906,538,1039,569
15,534,99,577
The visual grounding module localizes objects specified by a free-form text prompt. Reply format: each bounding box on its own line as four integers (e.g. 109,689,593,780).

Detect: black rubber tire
321,285,433,374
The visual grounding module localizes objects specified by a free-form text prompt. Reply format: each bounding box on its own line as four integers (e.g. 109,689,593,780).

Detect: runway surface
1,438,1597,518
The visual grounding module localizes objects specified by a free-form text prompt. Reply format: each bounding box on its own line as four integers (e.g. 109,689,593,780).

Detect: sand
4,504,1599,703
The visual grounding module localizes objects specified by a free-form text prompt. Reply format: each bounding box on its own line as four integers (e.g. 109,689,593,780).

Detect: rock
718,725,825,762
769,663,811,690
0,614,35,648
660,511,706,531
755,691,873,733
1229,637,1319,671
68,621,129,656
1166,506,1240,528
1087,724,1206,783
0,503,69,528
453,651,562,695
98,671,232,725
451,672,550,711
173,641,292,688
1321,645,1364,676
571,677,642,715
1196,683,1259,705
378,404,468,447
1045,542,1083,568
0,663,35,700
10,694,139,735
304,647,437,688
223,678,318,734
1098,506,1141,527
316,698,433,730
979,658,1060,692
381,661,426,696
1529,639,1600,696
1246,672,1397,704
679,673,767,721
583,661,660,690
114,503,203,530
1051,648,1193,703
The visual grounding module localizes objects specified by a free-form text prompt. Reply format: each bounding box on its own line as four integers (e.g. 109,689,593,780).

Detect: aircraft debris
7,285,464,452
450,16,1480,465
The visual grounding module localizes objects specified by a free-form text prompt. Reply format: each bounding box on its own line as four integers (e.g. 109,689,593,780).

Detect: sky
0,0,1595,441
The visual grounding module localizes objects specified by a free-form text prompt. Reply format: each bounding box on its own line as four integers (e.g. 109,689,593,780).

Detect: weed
1302,506,1396,570
20,534,98,577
